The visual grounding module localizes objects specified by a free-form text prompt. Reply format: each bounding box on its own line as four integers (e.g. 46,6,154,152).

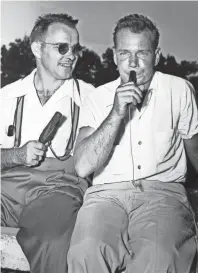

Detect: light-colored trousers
67,180,198,273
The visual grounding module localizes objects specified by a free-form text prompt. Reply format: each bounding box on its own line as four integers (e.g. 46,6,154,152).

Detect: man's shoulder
76,79,95,99
1,78,24,100
96,78,120,93
85,78,120,109
77,79,95,92
1,71,35,99
157,71,191,88
89,78,120,100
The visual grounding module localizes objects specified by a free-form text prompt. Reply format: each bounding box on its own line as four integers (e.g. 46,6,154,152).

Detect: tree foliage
73,48,103,87
1,36,36,87
1,35,198,94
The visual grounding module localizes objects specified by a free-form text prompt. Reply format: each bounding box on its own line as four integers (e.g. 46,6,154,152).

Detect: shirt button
137,165,141,169
138,141,142,145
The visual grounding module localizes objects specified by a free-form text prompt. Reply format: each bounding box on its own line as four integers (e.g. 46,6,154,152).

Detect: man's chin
57,72,73,80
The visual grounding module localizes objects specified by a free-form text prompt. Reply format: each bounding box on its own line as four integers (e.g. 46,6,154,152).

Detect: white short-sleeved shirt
80,71,198,185
0,69,95,157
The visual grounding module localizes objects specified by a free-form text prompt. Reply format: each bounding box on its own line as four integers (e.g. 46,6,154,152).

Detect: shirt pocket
154,128,175,163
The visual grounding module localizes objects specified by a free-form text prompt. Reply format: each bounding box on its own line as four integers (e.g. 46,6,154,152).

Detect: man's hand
19,141,47,167
1,141,47,171
112,82,143,118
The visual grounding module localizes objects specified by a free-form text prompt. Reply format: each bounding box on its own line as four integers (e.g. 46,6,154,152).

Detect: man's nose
128,53,138,68
66,48,76,61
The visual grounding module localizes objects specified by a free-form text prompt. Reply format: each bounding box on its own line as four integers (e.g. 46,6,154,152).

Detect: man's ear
113,47,118,66
154,47,161,66
31,41,42,59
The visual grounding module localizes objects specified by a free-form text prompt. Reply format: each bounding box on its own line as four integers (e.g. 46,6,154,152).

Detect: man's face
113,28,160,89
39,23,80,80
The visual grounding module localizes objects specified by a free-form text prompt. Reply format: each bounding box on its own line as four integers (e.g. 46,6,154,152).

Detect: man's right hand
19,141,47,167
112,82,143,118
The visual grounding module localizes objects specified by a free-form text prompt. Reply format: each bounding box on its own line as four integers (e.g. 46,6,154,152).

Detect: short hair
30,13,78,44
113,14,160,50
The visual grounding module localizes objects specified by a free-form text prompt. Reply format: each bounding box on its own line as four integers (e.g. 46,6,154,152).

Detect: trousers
1,157,88,273
67,180,198,273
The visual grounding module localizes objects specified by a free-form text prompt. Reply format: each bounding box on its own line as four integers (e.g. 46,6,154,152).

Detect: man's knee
128,237,197,272
68,237,116,260
18,192,82,241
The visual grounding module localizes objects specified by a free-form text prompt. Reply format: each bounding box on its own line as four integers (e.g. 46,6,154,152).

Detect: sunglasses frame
40,41,83,56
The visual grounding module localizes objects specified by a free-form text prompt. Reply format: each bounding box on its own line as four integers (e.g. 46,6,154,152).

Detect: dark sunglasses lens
58,43,69,55
73,44,82,55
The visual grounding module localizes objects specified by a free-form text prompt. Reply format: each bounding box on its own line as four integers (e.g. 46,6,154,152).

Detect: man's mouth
59,63,73,67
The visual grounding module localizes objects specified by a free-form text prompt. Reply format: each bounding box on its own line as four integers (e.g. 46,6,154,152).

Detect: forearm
1,147,25,170
74,109,123,178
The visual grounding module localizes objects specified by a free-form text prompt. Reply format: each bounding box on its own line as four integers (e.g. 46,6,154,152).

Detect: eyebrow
47,42,79,45
116,49,130,52
116,49,152,53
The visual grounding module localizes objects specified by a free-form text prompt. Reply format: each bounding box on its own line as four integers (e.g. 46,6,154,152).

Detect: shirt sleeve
178,80,198,139
79,95,99,129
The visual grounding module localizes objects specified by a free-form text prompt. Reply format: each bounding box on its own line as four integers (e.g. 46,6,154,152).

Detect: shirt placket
129,92,153,181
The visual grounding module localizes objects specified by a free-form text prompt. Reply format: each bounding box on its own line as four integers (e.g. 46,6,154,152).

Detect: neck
34,69,65,93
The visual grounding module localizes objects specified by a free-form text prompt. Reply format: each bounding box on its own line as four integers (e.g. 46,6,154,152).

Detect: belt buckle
132,180,144,192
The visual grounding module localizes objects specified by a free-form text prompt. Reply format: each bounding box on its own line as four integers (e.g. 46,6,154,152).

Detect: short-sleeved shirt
0,69,95,157
80,71,198,185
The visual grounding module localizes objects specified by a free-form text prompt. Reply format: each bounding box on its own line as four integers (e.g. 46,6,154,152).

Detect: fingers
113,83,143,118
32,141,47,151
34,148,45,156
29,159,41,167
117,83,143,99
32,154,43,161
117,90,142,104
27,154,43,167
24,141,47,167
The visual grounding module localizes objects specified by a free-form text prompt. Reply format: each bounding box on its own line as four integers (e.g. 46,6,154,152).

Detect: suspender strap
66,80,80,152
14,96,24,147
49,78,81,161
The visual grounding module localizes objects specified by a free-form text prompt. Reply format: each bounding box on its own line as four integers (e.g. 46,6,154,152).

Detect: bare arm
184,133,198,173
74,109,123,178
1,141,46,171
74,82,143,178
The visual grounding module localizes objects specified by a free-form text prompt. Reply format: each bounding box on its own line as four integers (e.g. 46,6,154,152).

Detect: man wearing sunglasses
0,13,95,273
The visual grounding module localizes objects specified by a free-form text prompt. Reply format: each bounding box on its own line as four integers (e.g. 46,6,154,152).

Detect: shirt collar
148,71,159,92
51,78,82,107
2,69,81,107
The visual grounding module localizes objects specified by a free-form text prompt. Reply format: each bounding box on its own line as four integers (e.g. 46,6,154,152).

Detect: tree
100,47,119,85
1,36,36,87
73,48,103,87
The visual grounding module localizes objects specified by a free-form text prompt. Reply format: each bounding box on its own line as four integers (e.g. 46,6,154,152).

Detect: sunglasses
40,41,83,56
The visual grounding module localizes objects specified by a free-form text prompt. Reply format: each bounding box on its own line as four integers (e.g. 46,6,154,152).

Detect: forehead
115,28,153,50
45,23,79,43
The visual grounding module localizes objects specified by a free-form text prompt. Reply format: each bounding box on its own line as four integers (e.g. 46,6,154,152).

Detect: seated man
0,13,95,273
68,14,198,273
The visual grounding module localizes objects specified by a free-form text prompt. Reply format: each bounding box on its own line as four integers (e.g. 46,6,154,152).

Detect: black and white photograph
1,1,198,273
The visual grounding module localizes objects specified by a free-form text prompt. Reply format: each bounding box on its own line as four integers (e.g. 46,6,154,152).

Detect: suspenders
14,95,25,147
14,78,80,161
49,78,80,161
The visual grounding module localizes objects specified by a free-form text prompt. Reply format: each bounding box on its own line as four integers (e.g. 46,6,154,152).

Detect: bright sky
1,1,198,62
